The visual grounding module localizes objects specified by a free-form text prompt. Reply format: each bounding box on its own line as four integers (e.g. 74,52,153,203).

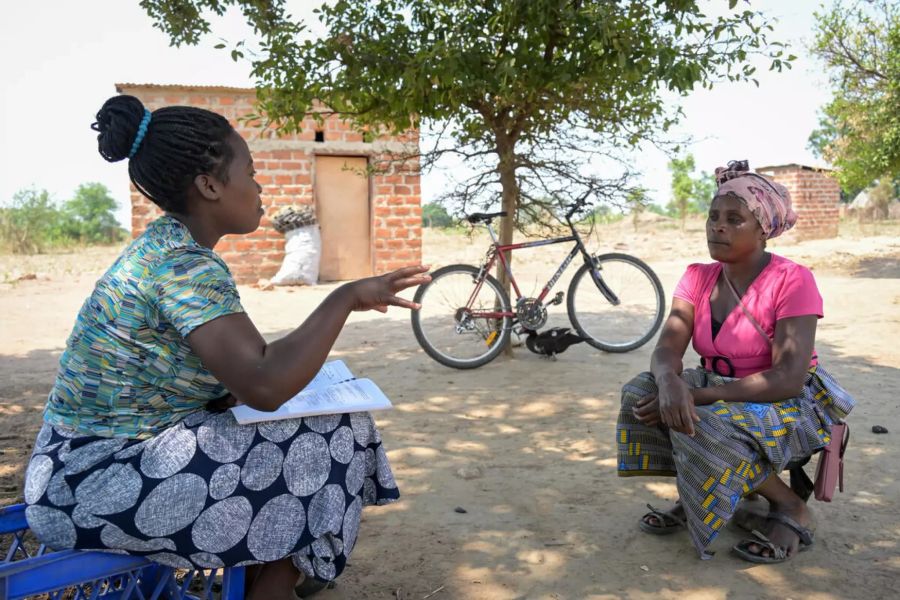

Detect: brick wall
757,164,840,241
116,84,422,283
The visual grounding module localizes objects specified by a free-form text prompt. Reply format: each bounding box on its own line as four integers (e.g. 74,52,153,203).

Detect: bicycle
410,200,666,369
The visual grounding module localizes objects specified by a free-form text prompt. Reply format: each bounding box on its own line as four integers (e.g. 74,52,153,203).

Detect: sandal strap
767,511,815,546
737,529,787,560
643,503,684,527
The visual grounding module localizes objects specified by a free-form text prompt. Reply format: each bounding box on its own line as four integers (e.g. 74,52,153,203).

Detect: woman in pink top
616,161,854,563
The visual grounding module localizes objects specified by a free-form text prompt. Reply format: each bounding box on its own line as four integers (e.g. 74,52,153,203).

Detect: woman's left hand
344,265,431,313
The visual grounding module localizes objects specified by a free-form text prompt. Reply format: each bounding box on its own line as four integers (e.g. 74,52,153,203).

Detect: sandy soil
1,217,898,599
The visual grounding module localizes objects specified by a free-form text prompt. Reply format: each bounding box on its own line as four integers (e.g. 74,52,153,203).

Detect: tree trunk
496,144,518,356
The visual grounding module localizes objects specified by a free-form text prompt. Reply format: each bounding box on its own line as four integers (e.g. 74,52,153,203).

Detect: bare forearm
694,315,818,406
692,367,807,405
217,286,356,411
651,346,684,382
256,286,356,406
190,265,431,413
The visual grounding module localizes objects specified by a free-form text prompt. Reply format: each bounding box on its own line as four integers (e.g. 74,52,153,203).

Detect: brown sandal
732,512,814,564
638,503,685,535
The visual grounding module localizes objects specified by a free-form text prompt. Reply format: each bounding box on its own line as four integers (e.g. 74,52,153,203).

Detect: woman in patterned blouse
23,94,429,599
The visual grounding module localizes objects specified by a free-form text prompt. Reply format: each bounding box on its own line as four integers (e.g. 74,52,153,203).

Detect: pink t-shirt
673,254,822,378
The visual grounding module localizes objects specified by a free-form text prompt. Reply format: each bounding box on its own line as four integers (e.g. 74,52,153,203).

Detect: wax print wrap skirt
23,409,399,581
616,365,854,559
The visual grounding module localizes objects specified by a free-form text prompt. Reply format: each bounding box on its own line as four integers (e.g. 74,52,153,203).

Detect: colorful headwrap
714,160,797,239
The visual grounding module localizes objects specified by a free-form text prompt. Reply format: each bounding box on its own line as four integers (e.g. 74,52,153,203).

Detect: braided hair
92,95,235,213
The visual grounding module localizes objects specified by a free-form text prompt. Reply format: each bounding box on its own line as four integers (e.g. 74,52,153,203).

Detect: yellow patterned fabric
44,216,244,439
616,366,854,558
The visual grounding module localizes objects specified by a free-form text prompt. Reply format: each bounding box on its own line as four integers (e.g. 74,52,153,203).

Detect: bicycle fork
570,229,621,308
587,255,621,306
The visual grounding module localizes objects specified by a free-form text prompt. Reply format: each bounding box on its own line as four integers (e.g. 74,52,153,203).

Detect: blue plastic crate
0,504,244,600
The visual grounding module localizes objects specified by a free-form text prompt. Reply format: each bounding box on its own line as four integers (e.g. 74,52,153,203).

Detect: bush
0,184,126,253
868,178,897,220
0,188,65,253
422,202,454,228
62,183,127,244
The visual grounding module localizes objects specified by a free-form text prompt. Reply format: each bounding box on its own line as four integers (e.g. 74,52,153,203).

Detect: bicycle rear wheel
411,264,512,369
567,253,665,352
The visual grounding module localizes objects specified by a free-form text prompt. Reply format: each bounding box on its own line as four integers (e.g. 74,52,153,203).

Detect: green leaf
136,0,802,234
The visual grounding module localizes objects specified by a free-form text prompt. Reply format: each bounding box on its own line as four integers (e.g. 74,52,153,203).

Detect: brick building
756,164,840,240
117,83,422,283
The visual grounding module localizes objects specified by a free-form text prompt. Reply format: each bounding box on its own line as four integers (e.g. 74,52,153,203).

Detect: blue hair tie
128,109,152,158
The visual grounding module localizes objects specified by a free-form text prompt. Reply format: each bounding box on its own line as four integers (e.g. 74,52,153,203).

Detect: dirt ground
1,217,898,600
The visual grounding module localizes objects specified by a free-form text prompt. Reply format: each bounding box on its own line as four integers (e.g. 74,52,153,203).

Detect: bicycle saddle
466,211,508,224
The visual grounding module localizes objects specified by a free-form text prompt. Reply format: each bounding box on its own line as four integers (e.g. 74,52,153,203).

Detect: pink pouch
814,422,849,502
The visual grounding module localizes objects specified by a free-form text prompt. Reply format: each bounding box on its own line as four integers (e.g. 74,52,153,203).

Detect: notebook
229,360,393,425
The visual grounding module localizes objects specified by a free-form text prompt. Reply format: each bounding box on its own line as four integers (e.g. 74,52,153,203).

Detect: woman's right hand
657,373,700,436
343,265,431,313
633,393,661,427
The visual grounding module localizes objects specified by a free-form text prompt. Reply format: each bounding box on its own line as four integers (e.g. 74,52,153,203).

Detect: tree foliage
63,183,126,244
866,177,897,219
668,154,695,229
0,189,62,254
625,186,650,232
142,0,791,227
808,0,899,191
692,169,717,215
0,184,126,254
666,154,715,227
421,202,454,228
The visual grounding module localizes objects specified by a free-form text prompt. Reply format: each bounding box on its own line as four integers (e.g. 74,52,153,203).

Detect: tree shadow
852,255,900,279
259,317,900,599
2,318,897,599
0,347,63,504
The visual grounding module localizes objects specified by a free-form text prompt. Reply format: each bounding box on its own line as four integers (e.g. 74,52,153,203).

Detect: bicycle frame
413,205,665,366
466,219,594,321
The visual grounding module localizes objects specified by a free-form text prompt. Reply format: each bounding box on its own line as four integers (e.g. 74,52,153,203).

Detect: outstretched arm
187,265,430,412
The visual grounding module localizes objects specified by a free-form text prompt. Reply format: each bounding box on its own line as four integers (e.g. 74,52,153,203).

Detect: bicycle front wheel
567,253,665,352
411,264,512,369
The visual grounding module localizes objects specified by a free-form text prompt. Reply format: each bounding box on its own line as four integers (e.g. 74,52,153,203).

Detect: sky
0,1,835,228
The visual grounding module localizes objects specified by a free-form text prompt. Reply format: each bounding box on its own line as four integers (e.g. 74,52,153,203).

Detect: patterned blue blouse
44,216,245,439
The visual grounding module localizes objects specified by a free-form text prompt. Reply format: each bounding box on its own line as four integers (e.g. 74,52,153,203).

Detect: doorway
314,155,372,280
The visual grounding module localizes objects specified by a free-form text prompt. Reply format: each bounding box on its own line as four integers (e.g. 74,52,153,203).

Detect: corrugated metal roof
756,163,833,173
115,82,256,93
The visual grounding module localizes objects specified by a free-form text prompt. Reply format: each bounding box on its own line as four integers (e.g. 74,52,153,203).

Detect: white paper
230,361,392,424
305,359,354,390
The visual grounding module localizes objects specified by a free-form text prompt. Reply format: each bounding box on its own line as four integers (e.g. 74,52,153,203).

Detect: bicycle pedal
548,291,564,306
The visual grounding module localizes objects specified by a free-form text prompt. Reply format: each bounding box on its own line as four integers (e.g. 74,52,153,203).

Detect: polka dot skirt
23,410,399,582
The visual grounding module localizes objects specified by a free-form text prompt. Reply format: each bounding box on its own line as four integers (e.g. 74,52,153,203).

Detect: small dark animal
525,327,586,357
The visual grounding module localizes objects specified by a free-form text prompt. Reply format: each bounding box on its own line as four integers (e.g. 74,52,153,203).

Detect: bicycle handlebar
565,199,589,221
465,198,589,225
